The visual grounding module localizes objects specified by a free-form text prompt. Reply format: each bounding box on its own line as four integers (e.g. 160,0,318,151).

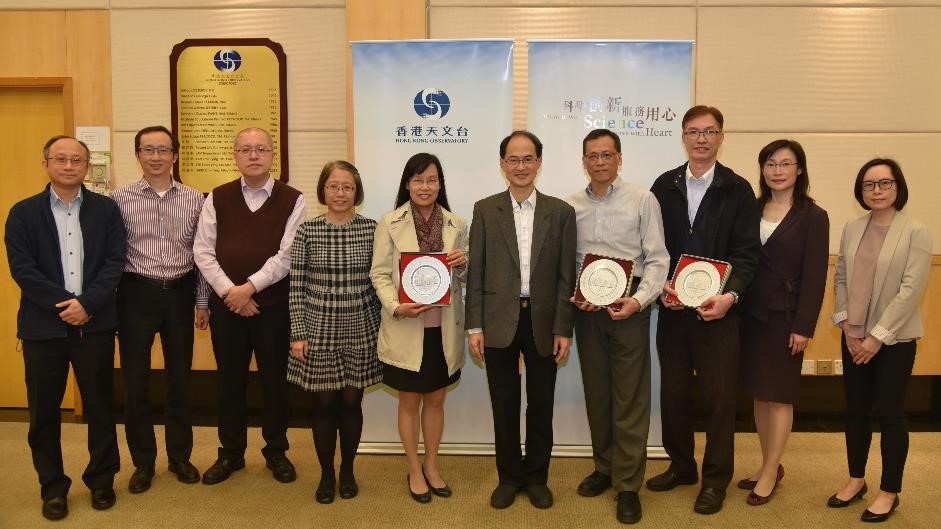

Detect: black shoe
201,457,245,485
827,482,868,508
408,475,432,504
128,466,155,494
265,453,297,483
862,496,899,523
422,467,452,498
91,488,116,510
526,484,554,509
41,496,68,521
646,469,698,492
338,475,358,499
693,487,726,515
490,484,521,509
577,471,612,497
617,491,643,524
168,460,201,484
316,476,336,504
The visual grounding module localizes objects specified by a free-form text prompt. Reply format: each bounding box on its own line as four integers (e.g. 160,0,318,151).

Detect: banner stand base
358,442,669,459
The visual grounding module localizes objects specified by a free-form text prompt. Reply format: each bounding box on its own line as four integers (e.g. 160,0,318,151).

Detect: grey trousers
574,305,652,493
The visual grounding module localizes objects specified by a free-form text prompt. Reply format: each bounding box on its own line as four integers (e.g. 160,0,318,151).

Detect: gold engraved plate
401,256,451,305
579,258,629,306
675,260,721,308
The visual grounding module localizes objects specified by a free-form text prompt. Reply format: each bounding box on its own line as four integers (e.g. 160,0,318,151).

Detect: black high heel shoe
422,467,452,498
408,475,432,504
861,495,899,523
827,482,868,508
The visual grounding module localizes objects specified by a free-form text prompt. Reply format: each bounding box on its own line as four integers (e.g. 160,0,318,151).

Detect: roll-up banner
528,40,694,450
352,40,515,449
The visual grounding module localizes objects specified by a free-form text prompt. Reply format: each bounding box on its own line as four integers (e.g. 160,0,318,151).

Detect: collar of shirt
138,177,179,196
585,177,622,201
685,163,716,188
241,174,274,196
49,186,83,208
511,189,537,210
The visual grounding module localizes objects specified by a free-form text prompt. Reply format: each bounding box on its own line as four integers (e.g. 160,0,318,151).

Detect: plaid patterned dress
287,214,382,391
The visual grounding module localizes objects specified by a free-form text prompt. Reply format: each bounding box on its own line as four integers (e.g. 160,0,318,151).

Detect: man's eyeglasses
138,147,174,157
503,156,538,167
585,152,617,163
46,156,87,166
861,179,895,192
235,146,273,157
683,129,722,139
763,161,797,170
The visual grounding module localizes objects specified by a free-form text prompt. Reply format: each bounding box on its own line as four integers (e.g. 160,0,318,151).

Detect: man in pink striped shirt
111,126,209,493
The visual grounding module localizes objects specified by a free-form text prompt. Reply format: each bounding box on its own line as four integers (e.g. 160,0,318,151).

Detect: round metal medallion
579,258,629,306
401,256,451,305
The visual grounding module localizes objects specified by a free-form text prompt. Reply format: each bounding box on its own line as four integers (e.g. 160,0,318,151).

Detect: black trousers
575,305,651,493
656,308,739,490
23,330,120,500
209,300,290,460
484,304,558,487
841,334,916,493
118,275,196,468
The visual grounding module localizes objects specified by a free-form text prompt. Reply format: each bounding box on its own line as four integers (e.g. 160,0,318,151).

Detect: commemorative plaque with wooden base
574,253,635,307
398,252,452,306
666,254,732,308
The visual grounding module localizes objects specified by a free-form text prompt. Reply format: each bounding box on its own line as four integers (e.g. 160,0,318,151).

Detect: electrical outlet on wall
834,360,844,375
801,359,816,375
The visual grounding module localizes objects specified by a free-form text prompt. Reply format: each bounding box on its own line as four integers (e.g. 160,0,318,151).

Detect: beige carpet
1,422,939,528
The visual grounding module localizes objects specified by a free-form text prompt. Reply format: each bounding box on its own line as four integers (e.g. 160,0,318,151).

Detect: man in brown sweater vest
193,128,306,485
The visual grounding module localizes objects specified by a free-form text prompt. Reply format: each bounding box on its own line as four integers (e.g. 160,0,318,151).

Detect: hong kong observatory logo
213,49,242,73
413,89,450,120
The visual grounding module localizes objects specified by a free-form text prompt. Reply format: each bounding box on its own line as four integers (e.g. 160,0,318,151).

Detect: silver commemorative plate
401,256,451,305
675,260,721,307
579,258,629,306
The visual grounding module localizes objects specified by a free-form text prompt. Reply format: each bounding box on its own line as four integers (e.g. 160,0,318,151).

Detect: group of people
5,105,931,525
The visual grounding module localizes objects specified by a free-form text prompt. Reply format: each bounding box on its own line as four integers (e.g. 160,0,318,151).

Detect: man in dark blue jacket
5,135,127,521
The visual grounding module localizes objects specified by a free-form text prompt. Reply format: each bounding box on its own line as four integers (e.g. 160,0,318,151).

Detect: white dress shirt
512,190,537,297
193,175,306,297
685,163,715,225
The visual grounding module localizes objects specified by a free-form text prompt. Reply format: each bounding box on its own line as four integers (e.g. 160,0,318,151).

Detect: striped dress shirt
111,178,210,307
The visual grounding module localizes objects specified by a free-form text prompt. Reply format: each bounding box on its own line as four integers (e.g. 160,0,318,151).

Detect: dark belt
520,297,530,309
124,271,193,290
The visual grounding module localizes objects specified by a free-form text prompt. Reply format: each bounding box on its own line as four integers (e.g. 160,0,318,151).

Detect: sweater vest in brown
211,178,301,307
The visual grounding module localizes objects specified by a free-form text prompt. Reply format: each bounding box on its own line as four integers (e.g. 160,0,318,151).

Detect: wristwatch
726,291,740,304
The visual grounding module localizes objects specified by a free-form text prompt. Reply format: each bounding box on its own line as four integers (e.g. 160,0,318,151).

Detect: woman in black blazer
738,139,829,506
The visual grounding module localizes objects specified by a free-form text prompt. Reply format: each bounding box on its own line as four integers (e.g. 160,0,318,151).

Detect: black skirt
740,311,803,404
382,327,460,393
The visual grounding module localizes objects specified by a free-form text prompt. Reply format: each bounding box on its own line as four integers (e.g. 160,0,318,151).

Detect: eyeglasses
861,179,895,191
410,178,440,187
503,156,538,167
585,152,618,163
763,161,798,170
325,183,355,194
235,146,273,157
138,147,174,157
683,129,722,139
47,156,87,166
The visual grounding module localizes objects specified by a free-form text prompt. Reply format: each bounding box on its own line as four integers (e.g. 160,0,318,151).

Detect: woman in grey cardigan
828,159,932,523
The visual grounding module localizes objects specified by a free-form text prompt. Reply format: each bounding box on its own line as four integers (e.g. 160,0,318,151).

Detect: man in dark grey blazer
466,130,577,510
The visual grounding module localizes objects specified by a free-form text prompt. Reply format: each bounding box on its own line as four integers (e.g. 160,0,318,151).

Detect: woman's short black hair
854,158,908,211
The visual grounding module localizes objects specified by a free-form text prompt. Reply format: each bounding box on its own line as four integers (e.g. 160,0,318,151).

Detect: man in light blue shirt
567,128,669,524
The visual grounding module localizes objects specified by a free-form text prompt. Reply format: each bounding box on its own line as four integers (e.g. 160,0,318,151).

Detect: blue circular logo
413,89,450,120
213,49,242,73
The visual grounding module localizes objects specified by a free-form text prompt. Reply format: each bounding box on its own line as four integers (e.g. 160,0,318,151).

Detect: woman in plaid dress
288,161,381,504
